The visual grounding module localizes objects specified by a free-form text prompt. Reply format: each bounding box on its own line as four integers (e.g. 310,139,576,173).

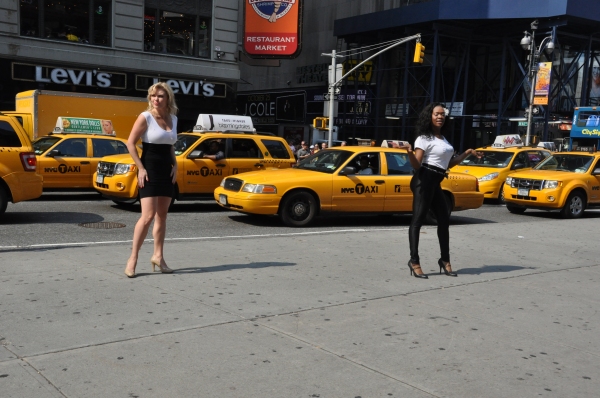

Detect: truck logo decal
187,170,200,176
592,186,600,191
200,167,222,177
341,184,378,194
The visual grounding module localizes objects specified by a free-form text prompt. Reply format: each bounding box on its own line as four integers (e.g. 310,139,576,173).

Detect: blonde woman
124,82,178,277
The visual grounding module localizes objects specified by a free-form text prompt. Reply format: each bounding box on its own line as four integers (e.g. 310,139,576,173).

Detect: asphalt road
2,191,599,249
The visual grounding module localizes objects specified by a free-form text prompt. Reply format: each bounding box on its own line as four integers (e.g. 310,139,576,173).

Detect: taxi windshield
296,149,353,174
534,154,594,173
459,151,514,168
174,134,201,156
32,136,61,155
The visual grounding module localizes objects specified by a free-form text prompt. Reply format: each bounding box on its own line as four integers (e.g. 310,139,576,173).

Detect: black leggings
409,166,450,264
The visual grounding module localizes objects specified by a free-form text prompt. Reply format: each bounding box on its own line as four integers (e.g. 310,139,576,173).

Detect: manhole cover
78,222,126,229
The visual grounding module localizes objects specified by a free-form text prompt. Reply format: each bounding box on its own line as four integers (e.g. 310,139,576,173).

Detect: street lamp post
521,20,554,146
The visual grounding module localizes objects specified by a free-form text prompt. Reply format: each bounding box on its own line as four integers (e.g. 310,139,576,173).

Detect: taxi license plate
517,188,529,196
96,174,104,184
219,194,228,205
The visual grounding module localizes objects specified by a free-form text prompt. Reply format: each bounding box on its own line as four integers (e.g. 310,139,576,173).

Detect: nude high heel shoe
124,258,136,278
150,256,173,273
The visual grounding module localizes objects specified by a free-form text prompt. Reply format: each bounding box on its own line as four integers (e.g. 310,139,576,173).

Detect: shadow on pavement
140,261,296,275
226,213,496,228
456,264,536,275
0,211,105,225
111,201,226,214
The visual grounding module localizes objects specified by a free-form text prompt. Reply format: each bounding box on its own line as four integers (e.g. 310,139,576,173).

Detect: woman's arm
126,114,148,187
391,141,423,170
448,149,478,168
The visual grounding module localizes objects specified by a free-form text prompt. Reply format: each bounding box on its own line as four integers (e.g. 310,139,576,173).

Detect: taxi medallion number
517,188,529,196
219,194,228,205
96,174,104,184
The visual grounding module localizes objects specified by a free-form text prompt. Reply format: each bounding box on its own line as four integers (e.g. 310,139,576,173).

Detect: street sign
518,121,528,126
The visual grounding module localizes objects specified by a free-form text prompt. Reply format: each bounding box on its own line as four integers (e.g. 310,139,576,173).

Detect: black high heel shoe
408,260,428,279
438,259,457,276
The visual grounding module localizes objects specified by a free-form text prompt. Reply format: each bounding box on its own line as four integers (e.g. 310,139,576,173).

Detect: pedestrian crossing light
313,117,329,130
413,42,425,63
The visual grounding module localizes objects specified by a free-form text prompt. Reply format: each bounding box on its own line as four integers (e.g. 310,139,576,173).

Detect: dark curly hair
414,103,451,140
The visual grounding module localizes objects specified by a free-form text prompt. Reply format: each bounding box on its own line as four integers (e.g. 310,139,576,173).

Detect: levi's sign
12,63,126,89
135,75,226,98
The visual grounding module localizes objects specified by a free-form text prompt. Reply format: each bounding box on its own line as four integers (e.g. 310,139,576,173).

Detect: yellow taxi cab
450,134,551,203
32,117,129,189
214,146,484,227
93,114,296,205
0,114,43,217
503,150,600,218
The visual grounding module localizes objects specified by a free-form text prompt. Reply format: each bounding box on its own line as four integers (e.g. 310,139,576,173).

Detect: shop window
19,0,111,47
144,7,211,59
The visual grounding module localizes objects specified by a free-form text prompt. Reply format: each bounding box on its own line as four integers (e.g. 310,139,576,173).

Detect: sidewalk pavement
0,217,598,397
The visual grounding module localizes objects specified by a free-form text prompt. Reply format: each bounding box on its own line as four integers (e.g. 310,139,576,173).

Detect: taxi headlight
478,172,499,182
114,163,134,175
543,180,559,189
505,176,513,186
241,183,277,194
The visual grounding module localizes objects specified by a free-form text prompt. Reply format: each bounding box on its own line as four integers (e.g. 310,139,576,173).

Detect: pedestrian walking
124,82,178,278
399,103,477,279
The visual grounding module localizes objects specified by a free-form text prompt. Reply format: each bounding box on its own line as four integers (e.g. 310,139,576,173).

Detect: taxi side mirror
592,167,600,175
188,150,204,159
512,162,526,170
339,166,356,176
47,149,60,158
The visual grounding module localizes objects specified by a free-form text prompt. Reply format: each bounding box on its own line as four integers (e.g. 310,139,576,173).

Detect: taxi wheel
280,191,316,227
0,186,8,216
560,191,586,219
498,183,506,204
506,203,526,214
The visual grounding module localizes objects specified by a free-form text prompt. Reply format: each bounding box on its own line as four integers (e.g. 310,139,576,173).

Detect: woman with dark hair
399,103,478,279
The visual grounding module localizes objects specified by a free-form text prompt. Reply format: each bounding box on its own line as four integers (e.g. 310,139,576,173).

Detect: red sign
244,0,302,58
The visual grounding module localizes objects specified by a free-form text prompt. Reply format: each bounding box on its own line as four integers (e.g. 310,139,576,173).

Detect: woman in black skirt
124,82,178,278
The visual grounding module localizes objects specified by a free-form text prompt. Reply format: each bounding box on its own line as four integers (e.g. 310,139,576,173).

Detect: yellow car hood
451,165,504,178
508,169,576,180
100,153,134,164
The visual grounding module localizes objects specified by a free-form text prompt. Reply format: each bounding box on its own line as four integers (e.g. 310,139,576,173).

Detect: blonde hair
146,82,179,115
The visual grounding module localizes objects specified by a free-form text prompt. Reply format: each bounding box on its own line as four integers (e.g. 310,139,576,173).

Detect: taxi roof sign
54,117,115,135
491,134,523,148
193,114,255,133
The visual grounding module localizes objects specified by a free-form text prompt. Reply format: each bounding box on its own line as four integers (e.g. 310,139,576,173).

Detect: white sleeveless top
414,135,454,169
141,111,177,145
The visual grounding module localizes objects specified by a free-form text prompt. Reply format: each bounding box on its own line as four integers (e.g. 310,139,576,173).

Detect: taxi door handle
254,163,264,167
80,161,90,165
375,180,385,184
215,164,226,167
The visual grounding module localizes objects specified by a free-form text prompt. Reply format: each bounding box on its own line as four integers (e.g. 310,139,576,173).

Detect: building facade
0,0,240,131
237,0,600,150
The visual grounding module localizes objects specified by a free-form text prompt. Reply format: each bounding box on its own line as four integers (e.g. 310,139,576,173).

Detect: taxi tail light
20,152,37,172
475,179,480,192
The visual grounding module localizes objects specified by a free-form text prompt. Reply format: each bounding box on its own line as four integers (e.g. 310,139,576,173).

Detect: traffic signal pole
322,34,421,147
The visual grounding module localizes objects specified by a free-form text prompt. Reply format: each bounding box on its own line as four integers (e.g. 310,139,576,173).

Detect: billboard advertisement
243,0,303,58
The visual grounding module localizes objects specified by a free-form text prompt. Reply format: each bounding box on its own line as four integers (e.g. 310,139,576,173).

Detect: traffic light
313,117,329,130
413,42,425,63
